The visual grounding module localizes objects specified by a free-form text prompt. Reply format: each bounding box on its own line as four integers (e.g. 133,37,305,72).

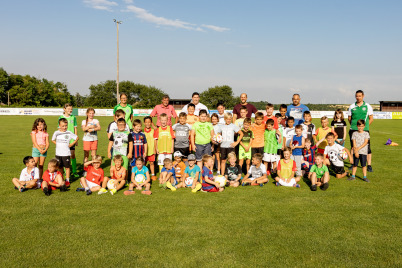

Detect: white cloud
83,0,118,11
122,0,133,3
124,5,230,32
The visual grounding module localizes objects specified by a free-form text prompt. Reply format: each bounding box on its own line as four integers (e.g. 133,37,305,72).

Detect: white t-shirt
218,124,240,148
324,143,345,167
181,102,209,116
52,130,78,156
217,113,225,125
283,127,296,147
247,165,267,180
19,167,40,182
106,121,130,134
81,119,99,141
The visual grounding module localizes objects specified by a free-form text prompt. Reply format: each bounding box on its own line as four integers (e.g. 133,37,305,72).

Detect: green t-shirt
277,127,284,150
58,115,77,144
310,164,329,179
348,101,373,131
241,129,254,147
192,121,214,145
114,104,134,129
264,129,278,154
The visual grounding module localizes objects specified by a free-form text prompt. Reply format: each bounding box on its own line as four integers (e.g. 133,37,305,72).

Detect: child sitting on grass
275,147,301,187
324,132,352,179
12,156,40,192
77,156,107,195
41,158,67,196
124,157,152,195
242,153,269,187
224,152,242,187
202,155,224,192
98,155,126,195
159,158,177,191
309,153,330,191
301,139,318,176
181,154,202,193
173,151,186,187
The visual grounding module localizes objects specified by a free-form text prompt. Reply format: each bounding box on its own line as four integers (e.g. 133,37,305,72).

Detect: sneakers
310,184,317,191
110,189,117,195
251,181,259,186
293,184,301,188
76,187,85,192
65,181,70,187
19,186,26,192
166,181,177,191
86,189,92,195
275,182,281,186
347,176,356,181
362,178,370,183
60,185,67,192
192,184,202,193
141,190,152,195
124,190,135,196
43,187,51,196
320,182,329,191
98,188,108,195
367,165,373,172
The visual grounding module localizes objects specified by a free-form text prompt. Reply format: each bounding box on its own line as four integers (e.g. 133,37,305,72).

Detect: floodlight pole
114,19,122,104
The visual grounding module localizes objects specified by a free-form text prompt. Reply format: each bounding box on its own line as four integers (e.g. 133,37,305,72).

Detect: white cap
174,151,183,157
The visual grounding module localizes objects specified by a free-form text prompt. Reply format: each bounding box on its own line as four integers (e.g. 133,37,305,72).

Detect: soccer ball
213,134,223,144
215,175,227,188
338,149,348,160
135,174,146,184
107,179,116,190
185,177,194,187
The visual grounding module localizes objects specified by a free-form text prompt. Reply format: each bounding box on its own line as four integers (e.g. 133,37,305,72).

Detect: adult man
181,92,209,116
286,94,310,125
232,93,258,122
150,95,177,127
348,90,374,172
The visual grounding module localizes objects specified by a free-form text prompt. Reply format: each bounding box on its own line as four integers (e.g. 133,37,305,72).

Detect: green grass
0,116,401,267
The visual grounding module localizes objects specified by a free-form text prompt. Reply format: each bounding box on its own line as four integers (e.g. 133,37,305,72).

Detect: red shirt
263,115,279,129
42,170,63,183
84,165,104,186
150,104,177,126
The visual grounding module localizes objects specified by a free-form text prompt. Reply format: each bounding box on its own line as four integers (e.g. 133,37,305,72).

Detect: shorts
220,147,234,160
336,139,345,146
112,155,129,170
41,182,57,191
195,144,212,161
83,140,98,151
317,148,325,155
70,144,75,151
157,154,172,166
174,147,190,158
214,144,221,153
202,185,219,192
56,155,70,169
145,154,155,163
291,155,303,176
263,153,279,163
251,147,264,157
330,163,345,174
32,147,47,157
277,149,283,159
82,179,100,189
349,130,371,154
353,154,367,167
239,146,251,160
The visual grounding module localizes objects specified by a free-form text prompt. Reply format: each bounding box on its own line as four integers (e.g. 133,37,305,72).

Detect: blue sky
1,0,401,104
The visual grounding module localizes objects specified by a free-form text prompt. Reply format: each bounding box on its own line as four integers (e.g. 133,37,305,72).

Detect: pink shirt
31,131,48,146
150,104,177,126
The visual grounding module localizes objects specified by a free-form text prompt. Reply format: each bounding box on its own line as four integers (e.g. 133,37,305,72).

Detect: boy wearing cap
181,154,202,192
173,151,186,187
77,155,108,195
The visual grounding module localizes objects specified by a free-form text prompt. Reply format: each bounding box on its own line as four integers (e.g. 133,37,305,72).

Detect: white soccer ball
213,134,223,144
338,149,348,160
107,179,116,190
185,177,194,187
135,174,146,184
214,175,227,188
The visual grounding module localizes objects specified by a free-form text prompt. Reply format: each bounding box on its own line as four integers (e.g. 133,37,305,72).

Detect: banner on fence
392,112,402,119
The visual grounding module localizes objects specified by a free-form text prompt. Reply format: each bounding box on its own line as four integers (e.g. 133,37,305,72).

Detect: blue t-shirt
286,104,310,125
161,167,175,178
291,135,303,156
184,165,201,181
131,132,147,160
131,166,149,182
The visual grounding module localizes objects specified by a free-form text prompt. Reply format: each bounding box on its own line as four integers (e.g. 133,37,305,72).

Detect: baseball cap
174,151,183,158
187,154,196,161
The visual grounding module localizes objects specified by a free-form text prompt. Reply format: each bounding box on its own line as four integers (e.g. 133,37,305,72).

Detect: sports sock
71,158,77,174
363,176,367,179
159,165,163,172
85,187,89,191
66,178,70,182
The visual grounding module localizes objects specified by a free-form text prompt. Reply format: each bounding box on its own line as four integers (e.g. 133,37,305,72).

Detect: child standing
238,118,254,172
324,133,352,179
234,106,248,129
301,139,318,175
12,156,40,192
283,117,296,147
242,153,268,186
154,113,175,172
224,152,242,187
81,108,101,163
124,157,152,195
263,103,279,129
131,119,148,166
159,158,177,191
309,153,330,191
106,109,130,139
59,103,78,176
349,120,370,182
279,104,288,127
77,156,107,195
173,151,187,187
302,111,316,145
263,119,282,172
143,116,156,180
182,154,202,192
211,113,221,173
186,103,199,126
172,112,192,159
52,118,79,185
201,155,224,192
314,116,337,154
41,158,67,196
219,113,243,175
250,112,266,157
191,110,215,168
275,113,285,161
275,147,301,187
331,109,347,146
217,102,226,125
30,118,49,179
290,125,305,177
98,155,127,195
107,118,133,171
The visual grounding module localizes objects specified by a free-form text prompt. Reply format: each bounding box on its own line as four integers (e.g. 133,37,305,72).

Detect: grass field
0,115,401,267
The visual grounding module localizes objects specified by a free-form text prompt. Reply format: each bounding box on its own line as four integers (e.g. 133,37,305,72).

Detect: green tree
85,80,117,107
199,85,239,109
134,85,166,108
0,67,9,104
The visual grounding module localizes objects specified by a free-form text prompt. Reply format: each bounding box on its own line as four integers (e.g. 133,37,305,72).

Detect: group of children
12,101,371,195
